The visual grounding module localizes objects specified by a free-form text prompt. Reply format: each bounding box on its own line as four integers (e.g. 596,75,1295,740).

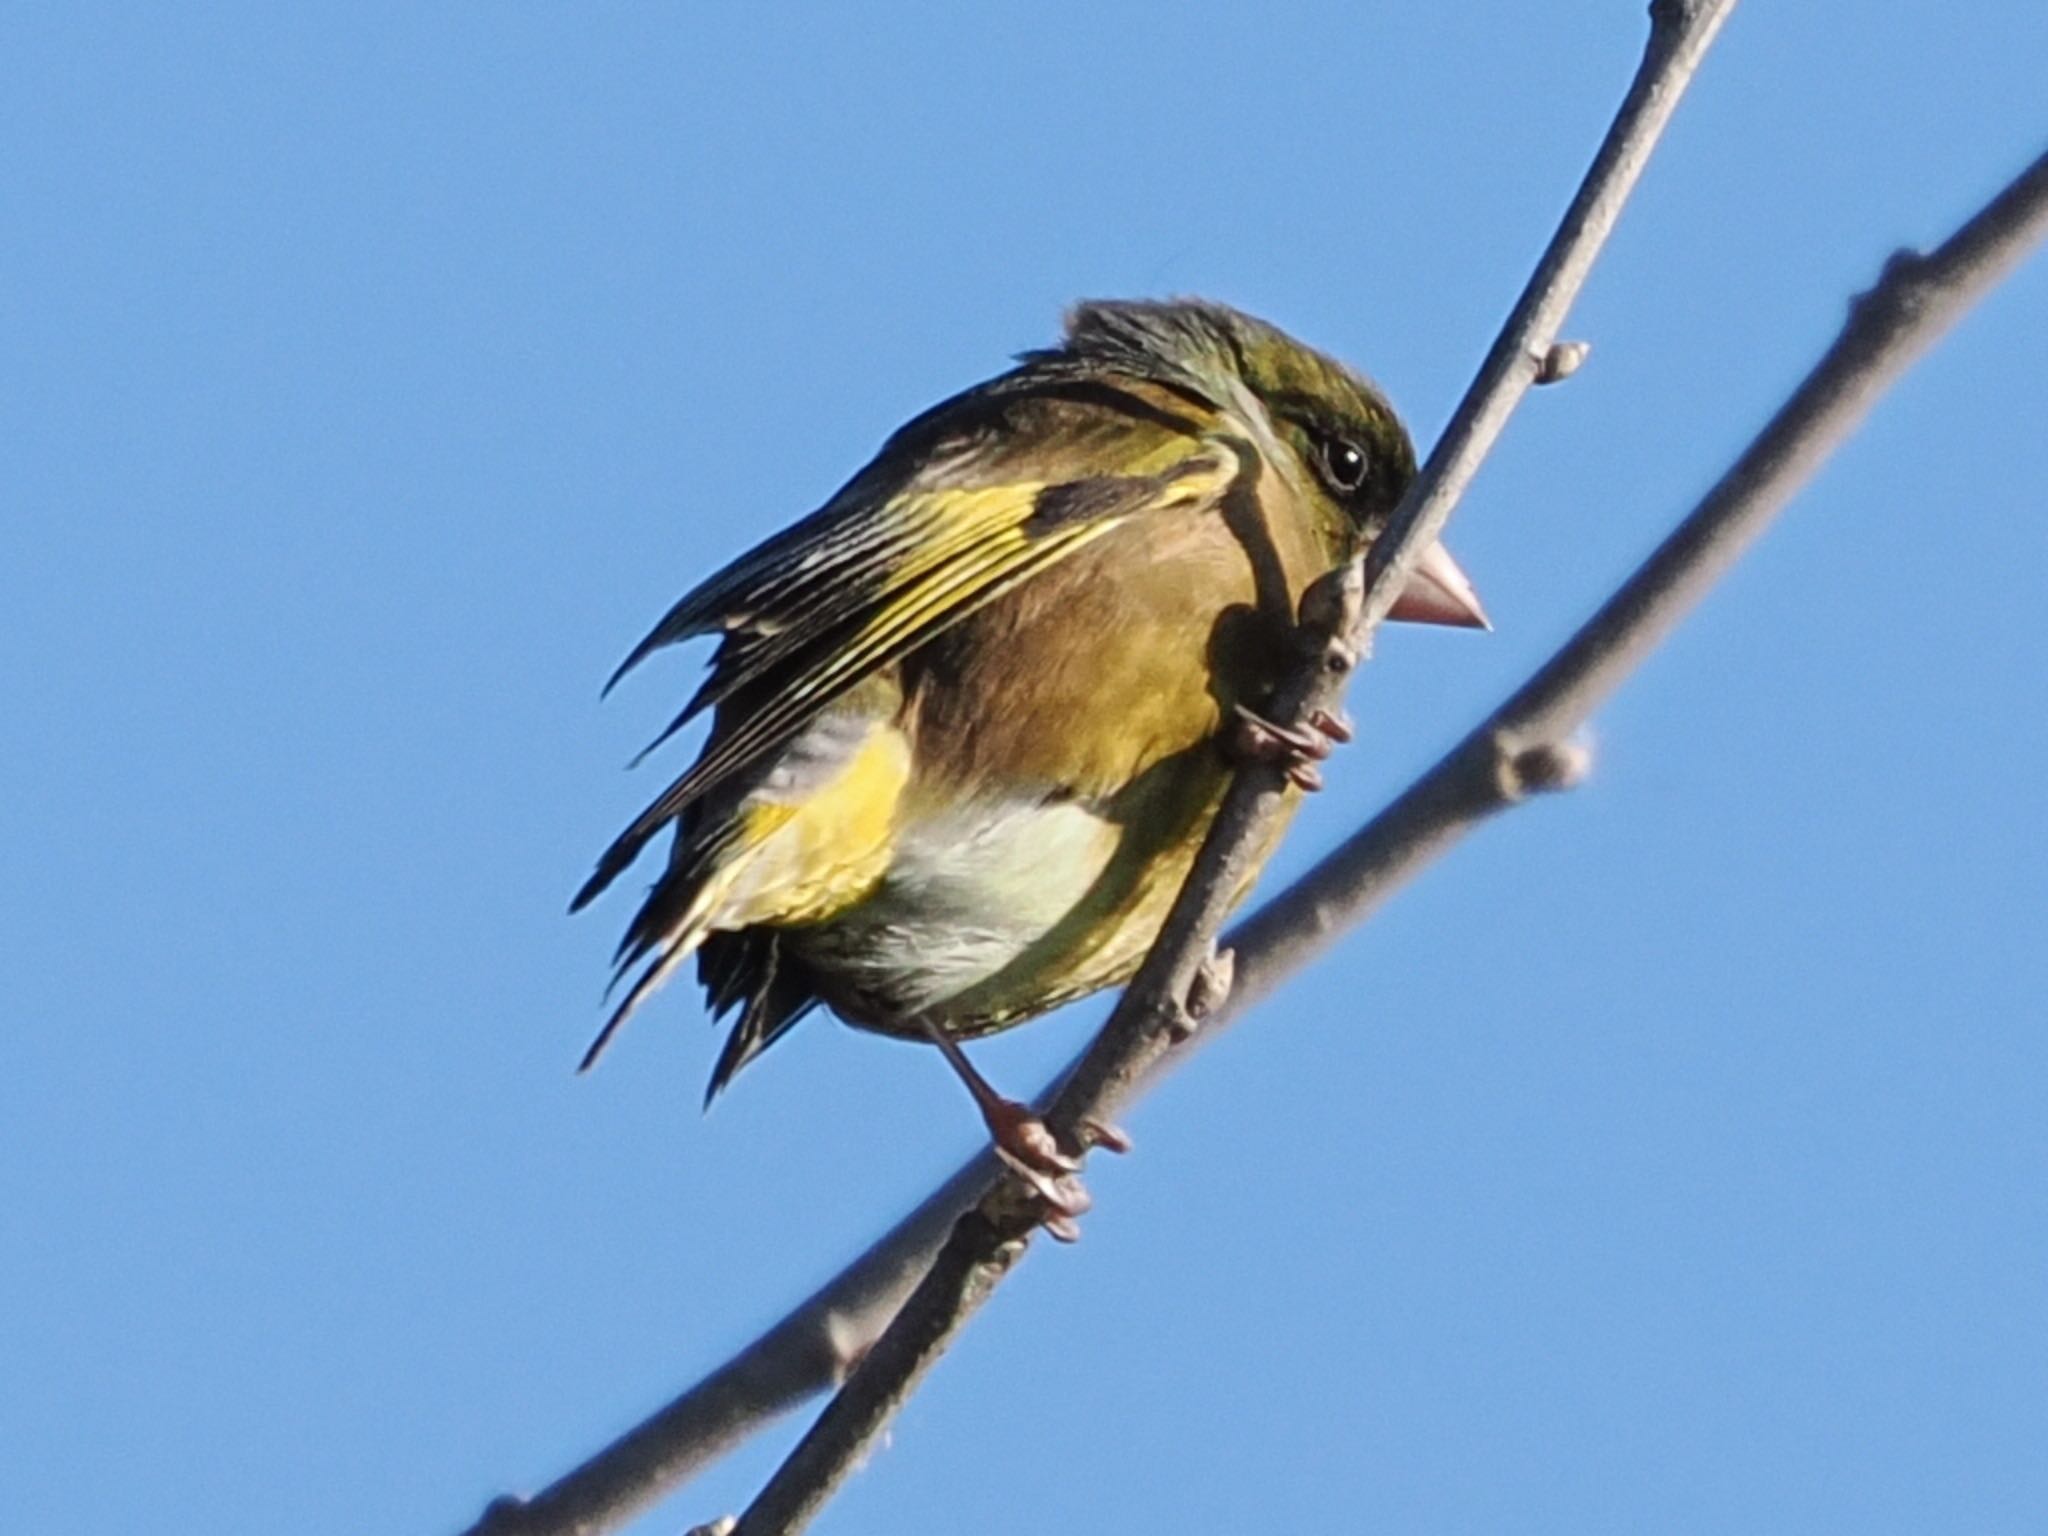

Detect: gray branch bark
462,28,2048,1536
721,5,1736,1532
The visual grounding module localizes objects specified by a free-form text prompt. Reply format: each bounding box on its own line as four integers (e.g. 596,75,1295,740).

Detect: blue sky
5,5,2046,1533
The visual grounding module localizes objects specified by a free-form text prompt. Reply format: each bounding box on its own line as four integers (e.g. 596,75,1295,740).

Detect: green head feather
1049,298,1417,531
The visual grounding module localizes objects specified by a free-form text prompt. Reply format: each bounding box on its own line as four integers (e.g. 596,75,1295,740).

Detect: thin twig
1228,143,2048,1001
720,6,1736,1535
467,1155,1000,1536
461,59,2048,1536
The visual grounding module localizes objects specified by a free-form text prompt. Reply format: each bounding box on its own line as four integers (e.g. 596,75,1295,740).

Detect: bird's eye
1314,434,1370,496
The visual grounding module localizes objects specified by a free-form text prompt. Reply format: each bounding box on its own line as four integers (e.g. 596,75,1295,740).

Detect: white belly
789,791,1118,1022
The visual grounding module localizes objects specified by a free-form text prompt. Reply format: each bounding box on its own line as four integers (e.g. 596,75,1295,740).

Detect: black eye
1314,433,1369,496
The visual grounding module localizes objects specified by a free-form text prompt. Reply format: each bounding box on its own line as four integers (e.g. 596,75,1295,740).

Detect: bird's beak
1386,540,1490,630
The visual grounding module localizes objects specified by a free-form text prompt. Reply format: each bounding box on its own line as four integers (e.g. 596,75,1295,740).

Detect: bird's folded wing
572,441,1242,911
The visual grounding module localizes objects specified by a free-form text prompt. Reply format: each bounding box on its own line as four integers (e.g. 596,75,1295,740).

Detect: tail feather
696,929,761,1020
703,934,819,1105
579,930,707,1072
580,860,734,1071
576,703,903,1081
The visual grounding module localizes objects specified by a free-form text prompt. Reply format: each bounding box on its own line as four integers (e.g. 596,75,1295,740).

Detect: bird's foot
921,1016,1130,1241
979,1098,1130,1243
1229,703,1352,791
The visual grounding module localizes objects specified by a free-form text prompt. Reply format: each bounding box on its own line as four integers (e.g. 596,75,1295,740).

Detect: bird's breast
787,787,1123,1031
787,488,1330,1034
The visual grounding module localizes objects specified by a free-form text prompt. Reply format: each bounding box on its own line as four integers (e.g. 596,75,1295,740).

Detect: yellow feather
721,720,913,929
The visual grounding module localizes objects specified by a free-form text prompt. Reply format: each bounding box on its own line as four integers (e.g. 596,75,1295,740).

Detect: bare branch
721,5,1737,1533
459,52,2048,1536
716,138,2048,1536
1228,141,2048,1006
466,1153,1000,1536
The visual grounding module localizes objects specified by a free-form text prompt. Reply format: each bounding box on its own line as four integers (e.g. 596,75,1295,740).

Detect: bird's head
1057,298,1486,629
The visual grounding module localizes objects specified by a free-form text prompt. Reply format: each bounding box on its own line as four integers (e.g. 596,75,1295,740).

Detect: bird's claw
983,1097,1080,1173
980,1100,1130,1240
1041,1210,1085,1244
1309,706,1354,744
1230,703,1348,791
982,1097,1092,1239
1084,1117,1133,1155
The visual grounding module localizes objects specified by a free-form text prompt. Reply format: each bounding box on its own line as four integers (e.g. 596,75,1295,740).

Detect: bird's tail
578,832,754,1072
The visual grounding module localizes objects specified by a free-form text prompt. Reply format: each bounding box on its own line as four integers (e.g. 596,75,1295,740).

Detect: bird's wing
573,433,1244,911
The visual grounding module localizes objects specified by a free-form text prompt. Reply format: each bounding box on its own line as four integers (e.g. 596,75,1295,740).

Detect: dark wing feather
699,931,820,1106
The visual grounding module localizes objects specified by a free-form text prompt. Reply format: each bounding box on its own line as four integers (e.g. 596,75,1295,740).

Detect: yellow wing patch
579,717,913,1069
721,719,912,929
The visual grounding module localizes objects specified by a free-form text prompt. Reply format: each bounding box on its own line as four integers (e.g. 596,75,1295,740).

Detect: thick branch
462,60,2048,1536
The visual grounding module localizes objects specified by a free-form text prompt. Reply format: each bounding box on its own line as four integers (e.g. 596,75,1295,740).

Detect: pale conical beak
1386,540,1490,630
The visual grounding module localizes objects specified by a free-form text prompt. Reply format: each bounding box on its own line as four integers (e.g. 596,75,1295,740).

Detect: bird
572,298,1485,1227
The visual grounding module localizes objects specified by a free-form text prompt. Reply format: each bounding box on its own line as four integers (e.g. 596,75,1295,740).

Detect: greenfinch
574,299,1484,1205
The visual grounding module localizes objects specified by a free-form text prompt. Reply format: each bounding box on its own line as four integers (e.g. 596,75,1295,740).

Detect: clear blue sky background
6,5,2045,1533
